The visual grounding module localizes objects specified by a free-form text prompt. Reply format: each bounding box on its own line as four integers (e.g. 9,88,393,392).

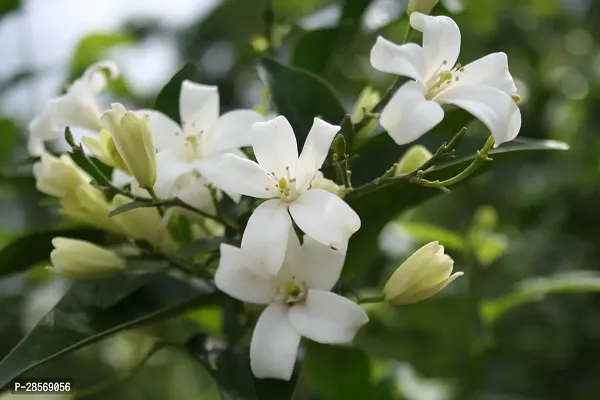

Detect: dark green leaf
108,199,152,217
0,273,219,388
70,33,136,78
342,137,569,280
258,58,346,148
176,236,235,258
153,63,200,124
305,342,372,400
0,228,106,277
0,119,21,163
0,0,19,18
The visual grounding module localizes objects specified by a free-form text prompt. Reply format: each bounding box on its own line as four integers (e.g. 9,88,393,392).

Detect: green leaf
0,119,21,163
108,199,153,217
342,137,569,281
70,32,135,78
0,228,106,277
176,236,235,258
305,342,372,400
153,63,200,124
398,221,467,252
0,273,220,387
257,58,346,148
481,271,600,326
0,0,19,18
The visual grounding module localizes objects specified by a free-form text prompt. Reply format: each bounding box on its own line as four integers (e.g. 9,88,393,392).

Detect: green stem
358,293,385,304
145,186,165,217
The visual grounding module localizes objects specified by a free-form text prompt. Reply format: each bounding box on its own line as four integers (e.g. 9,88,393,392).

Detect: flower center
183,135,205,161
268,166,299,202
279,279,308,305
425,62,465,100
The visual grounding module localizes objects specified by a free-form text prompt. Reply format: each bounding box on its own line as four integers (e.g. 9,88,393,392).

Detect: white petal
138,109,184,151
180,80,219,135
370,36,427,82
82,60,120,95
410,13,461,82
288,290,368,344
252,116,299,178
205,110,264,156
289,189,360,251
380,81,445,145
112,169,134,188
295,118,340,192
49,80,104,132
215,244,276,304
241,199,291,275
193,154,276,199
457,52,518,96
154,147,194,196
435,85,521,146
250,303,300,380
27,137,45,156
177,180,216,215
293,236,346,291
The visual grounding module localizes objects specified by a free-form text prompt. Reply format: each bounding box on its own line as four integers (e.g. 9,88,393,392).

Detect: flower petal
380,81,445,145
250,303,301,380
435,85,521,146
112,168,134,188
177,179,216,215
205,110,264,156
179,80,219,135
82,60,120,95
370,36,427,82
138,109,184,151
410,13,461,82
215,243,276,304
295,118,340,192
48,79,104,133
289,189,360,251
241,199,291,275
293,236,346,291
193,154,276,199
456,52,518,96
252,116,299,178
288,289,368,344
154,147,195,197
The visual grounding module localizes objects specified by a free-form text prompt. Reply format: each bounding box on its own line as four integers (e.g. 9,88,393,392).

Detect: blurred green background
0,0,599,399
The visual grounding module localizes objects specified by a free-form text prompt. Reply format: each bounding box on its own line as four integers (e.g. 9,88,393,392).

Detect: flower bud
407,0,439,16
82,129,128,171
32,152,91,198
351,86,381,123
111,194,177,253
383,241,463,305
395,145,433,175
102,103,157,189
46,237,125,278
60,185,124,236
332,134,346,157
310,171,345,198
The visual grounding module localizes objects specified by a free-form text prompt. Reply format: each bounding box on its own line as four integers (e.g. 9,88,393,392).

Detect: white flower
197,115,361,274
145,80,264,215
27,61,119,156
215,232,369,380
370,13,521,146
47,237,125,278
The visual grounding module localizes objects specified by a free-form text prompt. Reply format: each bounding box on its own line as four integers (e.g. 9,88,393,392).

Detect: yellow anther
284,281,301,297
186,136,198,145
511,93,522,103
278,178,288,190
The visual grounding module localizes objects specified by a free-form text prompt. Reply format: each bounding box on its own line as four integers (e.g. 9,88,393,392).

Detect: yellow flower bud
383,241,463,305
310,171,345,198
59,185,124,236
395,145,433,175
102,103,157,189
407,0,439,16
32,152,91,198
82,130,128,172
46,237,125,278
111,194,177,253
351,86,381,123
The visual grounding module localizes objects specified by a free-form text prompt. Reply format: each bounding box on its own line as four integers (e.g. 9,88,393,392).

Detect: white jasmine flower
197,115,361,274
215,232,369,380
145,80,264,214
27,61,119,156
370,13,521,146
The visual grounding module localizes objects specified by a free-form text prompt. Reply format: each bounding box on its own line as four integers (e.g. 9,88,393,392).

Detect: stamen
284,281,301,297
511,93,522,103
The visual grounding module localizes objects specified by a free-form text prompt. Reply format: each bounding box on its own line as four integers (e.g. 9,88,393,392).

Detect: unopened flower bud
82,130,128,172
383,241,463,305
332,134,346,157
46,237,125,278
310,171,345,198
395,145,433,175
407,0,439,16
33,152,91,198
102,104,157,189
352,86,381,123
60,185,124,236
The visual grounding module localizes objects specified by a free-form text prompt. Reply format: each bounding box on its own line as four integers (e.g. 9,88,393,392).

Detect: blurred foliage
0,0,600,399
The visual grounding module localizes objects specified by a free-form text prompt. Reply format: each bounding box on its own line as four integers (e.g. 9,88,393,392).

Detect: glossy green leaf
70,32,135,78
0,228,106,277
153,63,200,124
481,271,600,326
108,199,153,217
0,273,219,387
305,342,372,400
342,137,569,280
257,58,346,148
176,236,234,258
0,0,19,18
